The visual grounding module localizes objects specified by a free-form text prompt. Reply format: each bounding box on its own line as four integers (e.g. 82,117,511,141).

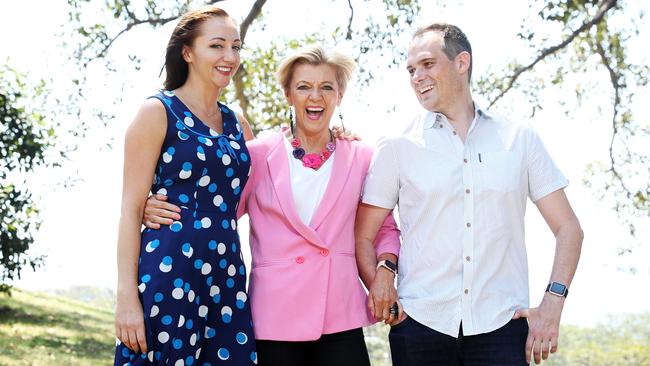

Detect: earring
338,107,346,133
289,106,295,135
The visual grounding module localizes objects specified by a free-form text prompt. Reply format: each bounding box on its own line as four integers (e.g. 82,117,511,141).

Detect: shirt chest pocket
476,152,521,192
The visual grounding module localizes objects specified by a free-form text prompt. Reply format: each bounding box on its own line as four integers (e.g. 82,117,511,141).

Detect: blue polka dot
240,153,248,162
194,259,203,269
208,240,217,250
183,162,192,171
184,111,192,117
207,328,216,338
221,220,229,229
176,121,185,130
251,352,257,362
178,131,189,140
226,278,235,288
222,314,232,324
221,106,230,114
218,348,230,360
170,222,182,232
198,137,207,144
234,187,241,195
154,292,164,302
155,351,161,361
182,243,191,252
162,256,173,265
184,283,190,293
217,149,223,158
164,179,174,187
236,332,248,344
212,294,221,303
162,315,172,325
179,194,189,203
197,146,204,154
225,168,234,177
174,278,184,288
122,347,130,357
236,300,245,309
186,356,194,365
239,265,246,275
186,319,194,329
208,183,217,193
141,274,151,283
194,220,202,229
219,203,227,212
151,239,160,248
172,338,183,349
231,243,237,253
219,259,227,269
167,147,175,155
206,276,213,286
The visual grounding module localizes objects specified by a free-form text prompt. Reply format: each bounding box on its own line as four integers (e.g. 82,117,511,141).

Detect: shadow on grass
0,302,111,336
0,330,114,363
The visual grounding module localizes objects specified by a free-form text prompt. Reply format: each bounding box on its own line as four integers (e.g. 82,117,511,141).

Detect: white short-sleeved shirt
362,105,568,337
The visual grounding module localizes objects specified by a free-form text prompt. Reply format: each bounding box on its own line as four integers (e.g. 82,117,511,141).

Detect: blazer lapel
309,140,355,230
267,134,324,247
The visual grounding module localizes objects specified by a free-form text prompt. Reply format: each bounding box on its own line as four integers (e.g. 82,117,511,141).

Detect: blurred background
1,0,648,364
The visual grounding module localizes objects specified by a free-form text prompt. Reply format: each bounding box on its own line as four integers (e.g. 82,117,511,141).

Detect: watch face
550,282,566,294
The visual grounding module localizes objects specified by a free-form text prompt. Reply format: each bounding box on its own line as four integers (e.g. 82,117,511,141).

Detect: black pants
256,328,371,366
389,317,529,366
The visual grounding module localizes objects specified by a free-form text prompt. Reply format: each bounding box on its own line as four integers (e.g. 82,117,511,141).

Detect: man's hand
513,294,564,364
368,267,397,322
143,194,181,229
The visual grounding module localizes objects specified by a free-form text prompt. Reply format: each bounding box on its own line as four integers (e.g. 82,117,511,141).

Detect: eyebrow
208,37,241,43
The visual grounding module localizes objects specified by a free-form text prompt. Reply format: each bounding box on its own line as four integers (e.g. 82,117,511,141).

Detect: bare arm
515,189,583,364
115,99,167,354
237,112,255,141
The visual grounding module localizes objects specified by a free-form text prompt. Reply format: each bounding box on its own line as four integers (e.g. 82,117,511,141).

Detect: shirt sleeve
526,126,569,202
372,211,401,256
362,137,400,210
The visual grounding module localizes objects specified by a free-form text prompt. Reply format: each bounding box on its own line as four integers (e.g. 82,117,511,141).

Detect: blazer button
296,256,304,264
320,249,329,257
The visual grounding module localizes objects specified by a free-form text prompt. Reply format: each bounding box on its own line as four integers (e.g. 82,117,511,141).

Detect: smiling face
286,63,343,136
406,31,467,114
183,16,241,89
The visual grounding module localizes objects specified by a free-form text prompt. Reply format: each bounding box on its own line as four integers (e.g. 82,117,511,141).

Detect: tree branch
239,0,267,43
346,0,354,40
488,0,617,108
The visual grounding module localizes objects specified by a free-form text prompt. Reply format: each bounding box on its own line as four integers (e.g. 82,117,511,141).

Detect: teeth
216,66,232,72
306,107,324,112
418,85,434,94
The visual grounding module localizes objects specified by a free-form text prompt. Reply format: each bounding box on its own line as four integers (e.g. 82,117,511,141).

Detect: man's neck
437,93,475,141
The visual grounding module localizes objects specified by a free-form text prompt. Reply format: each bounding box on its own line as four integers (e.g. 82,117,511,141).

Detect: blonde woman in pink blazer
143,46,400,366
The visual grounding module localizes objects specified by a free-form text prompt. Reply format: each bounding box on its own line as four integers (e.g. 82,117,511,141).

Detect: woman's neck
175,75,222,115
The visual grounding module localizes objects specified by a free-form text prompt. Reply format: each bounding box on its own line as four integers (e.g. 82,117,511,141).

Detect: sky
1,0,649,327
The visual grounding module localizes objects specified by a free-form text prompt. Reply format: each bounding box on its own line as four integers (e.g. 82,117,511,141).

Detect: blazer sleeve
372,211,401,256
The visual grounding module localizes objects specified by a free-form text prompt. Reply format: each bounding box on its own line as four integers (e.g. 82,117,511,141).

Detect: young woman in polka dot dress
114,6,256,366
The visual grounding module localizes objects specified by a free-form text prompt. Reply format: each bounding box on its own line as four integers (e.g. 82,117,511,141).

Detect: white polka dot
221,306,232,316
229,141,241,150
227,264,236,276
217,243,226,255
138,283,146,293
236,291,247,302
231,178,240,189
195,347,202,359
156,188,167,195
174,359,185,366
213,195,224,206
190,333,197,346
210,285,220,296
201,263,212,275
150,305,159,317
172,288,184,300
197,152,206,161
159,263,172,273
201,217,212,228
179,170,191,179
222,154,231,165
147,351,154,362
198,305,208,317
198,176,210,187
178,315,185,327
188,290,195,302
184,116,194,127
203,139,213,146
231,219,236,230
158,331,169,343
163,152,173,163
210,129,219,136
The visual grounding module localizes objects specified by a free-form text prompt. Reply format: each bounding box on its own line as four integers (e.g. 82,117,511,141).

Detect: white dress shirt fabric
284,137,335,225
362,105,568,337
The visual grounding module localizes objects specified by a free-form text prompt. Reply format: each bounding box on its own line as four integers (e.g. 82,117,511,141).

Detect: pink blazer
237,133,400,341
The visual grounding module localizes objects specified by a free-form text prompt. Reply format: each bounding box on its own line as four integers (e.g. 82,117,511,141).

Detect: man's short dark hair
414,23,472,82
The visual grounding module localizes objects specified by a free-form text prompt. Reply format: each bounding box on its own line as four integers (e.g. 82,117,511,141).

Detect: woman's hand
143,194,181,229
115,291,147,354
332,125,361,141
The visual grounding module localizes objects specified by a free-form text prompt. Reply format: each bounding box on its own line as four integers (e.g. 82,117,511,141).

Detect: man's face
406,31,460,113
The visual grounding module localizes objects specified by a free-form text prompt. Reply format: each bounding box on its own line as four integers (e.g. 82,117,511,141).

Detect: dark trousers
256,327,371,366
389,317,529,366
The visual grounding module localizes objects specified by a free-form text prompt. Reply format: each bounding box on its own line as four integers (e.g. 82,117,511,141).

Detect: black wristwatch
376,259,398,276
546,282,569,298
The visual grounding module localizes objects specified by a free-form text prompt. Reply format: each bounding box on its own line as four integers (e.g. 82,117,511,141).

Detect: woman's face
286,63,343,136
184,16,241,89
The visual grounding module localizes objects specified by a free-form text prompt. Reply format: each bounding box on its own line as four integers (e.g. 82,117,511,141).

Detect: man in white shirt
355,23,583,365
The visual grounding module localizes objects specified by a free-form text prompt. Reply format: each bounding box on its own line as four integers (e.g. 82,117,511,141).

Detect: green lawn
0,288,115,365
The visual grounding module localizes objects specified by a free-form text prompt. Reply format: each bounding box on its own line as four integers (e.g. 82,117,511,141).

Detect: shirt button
466,222,472,228
464,289,469,294
463,158,468,163
320,249,329,257
453,131,457,135
439,124,443,128
296,256,304,264
466,256,471,261
465,188,471,194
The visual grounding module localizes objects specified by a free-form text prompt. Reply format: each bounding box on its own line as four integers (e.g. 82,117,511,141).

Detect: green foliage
0,66,57,293
0,288,114,365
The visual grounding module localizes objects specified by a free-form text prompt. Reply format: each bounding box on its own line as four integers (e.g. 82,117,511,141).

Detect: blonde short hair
276,46,356,93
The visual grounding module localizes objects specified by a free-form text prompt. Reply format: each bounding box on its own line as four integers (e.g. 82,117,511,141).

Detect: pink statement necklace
290,130,336,170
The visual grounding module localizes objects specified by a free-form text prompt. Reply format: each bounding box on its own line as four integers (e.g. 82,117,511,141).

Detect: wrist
376,259,398,276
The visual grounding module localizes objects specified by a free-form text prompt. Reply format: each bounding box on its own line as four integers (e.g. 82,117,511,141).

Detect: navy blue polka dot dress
114,90,256,366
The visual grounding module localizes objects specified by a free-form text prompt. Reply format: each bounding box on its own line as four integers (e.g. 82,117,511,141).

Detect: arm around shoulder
236,112,255,141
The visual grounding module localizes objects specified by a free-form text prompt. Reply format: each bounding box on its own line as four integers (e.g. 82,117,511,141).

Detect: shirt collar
423,102,491,130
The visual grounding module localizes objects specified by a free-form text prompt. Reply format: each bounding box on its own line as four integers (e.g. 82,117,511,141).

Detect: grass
0,288,115,366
